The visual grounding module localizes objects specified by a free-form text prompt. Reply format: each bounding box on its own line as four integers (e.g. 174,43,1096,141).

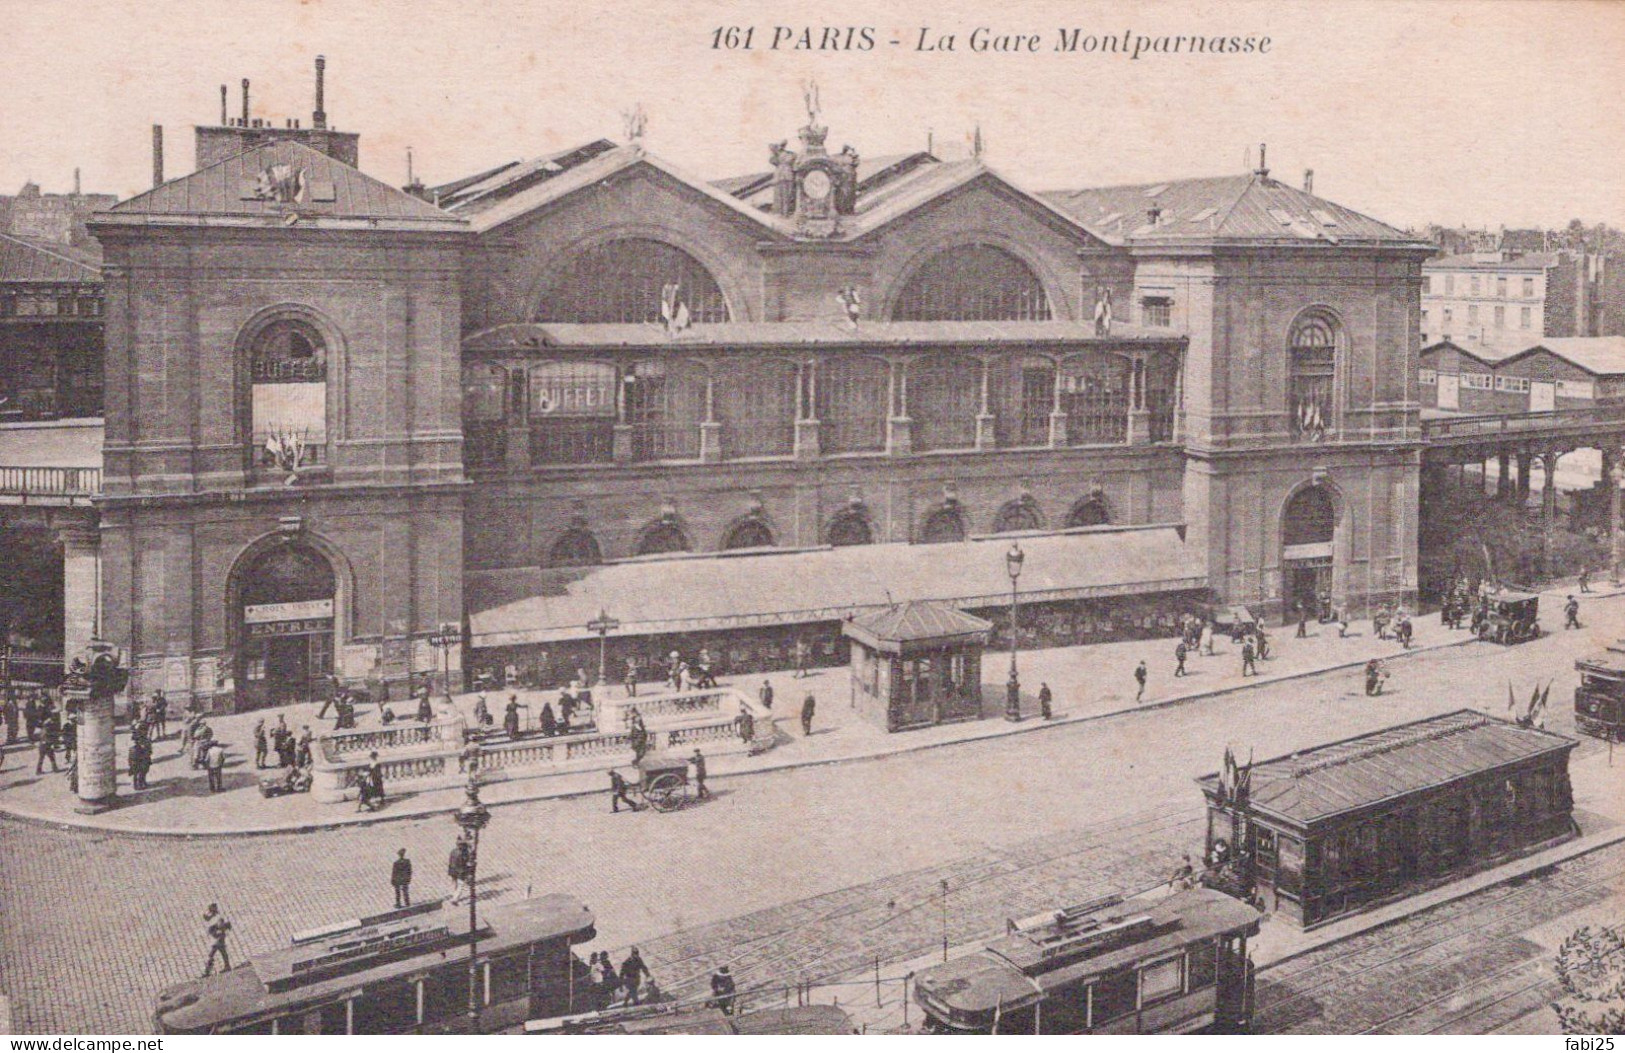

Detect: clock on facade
801,168,833,201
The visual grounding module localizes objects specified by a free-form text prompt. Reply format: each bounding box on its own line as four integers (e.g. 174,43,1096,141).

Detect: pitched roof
845,601,992,648
0,232,102,283
1197,709,1574,828
1424,251,1559,271
1043,173,1425,247
433,140,618,213
98,140,464,231
1504,336,1625,377
716,151,941,212
1419,339,1500,369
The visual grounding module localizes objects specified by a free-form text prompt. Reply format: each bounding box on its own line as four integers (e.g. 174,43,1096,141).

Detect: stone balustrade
310,685,772,804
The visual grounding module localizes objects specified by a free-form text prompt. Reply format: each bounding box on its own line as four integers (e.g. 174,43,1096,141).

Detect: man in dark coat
758,679,774,709
252,719,268,769
710,965,737,1015
1038,682,1053,720
202,904,232,976
1174,640,1188,677
151,691,169,739
358,751,385,811
800,694,816,736
415,687,434,724
448,835,472,904
129,736,152,791
1134,660,1148,702
691,748,711,799
539,701,557,737
619,947,653,1006
34,716,59,774
391,848,413,907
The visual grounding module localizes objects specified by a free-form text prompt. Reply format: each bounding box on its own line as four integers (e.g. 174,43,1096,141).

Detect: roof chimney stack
313,55,327,130
241,78,250,125
1255,142,1269,180
1303,168,1314,194
220,84,228,125
151,125,164,188
73,167,81,196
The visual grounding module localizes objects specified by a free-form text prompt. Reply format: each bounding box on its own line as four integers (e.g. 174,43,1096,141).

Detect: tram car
1575,643,1625,741
154,895,596,1034
912,887,1261,1035
524,1002,856,1035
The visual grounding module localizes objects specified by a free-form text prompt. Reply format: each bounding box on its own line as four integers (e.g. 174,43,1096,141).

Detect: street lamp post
1611,448,1624,585
430,623,462,707
1005,542,1024,722
454,770,491,1033
586,609,621,688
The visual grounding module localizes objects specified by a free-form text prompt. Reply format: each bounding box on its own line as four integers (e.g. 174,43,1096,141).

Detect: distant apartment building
1421,252,1552,354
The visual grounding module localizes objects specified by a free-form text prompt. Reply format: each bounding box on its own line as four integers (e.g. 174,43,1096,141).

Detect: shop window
816,357,888,454
529,361,616,466
536,238,729,324
1288,311,1338,442
1060,354,1130,445
893,244,1051,321
249,317,328,468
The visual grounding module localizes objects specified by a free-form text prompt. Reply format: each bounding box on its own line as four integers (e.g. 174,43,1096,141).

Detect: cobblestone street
3,592,1623,1033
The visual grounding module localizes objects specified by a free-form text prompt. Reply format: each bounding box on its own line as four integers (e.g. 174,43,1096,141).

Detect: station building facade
85,98,1431,710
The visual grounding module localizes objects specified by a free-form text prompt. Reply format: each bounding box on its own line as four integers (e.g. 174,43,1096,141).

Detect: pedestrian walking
758,679,774,710
691,748,711,799
447,834,472,904
129,737,151,790
415,686,434,724
205,740,227,792
2,692,18,745
1364,658,1387,697
390,848,413,907
60,716,78,767
1038,682,1053,720
295,725,314,769
620,948,653,1006
357,751,385,812
503,695,521,738
473,693,492,729
1295,608,1308,639
735,703,755,744
1565,595,1581,630
610,768,641,813
1337,609,1349,638
151,691,169,739
793,638,810,679
1240,639,1258,677
34,718,59,774
1201,622,1215,656
21,694,39,743
1174,640,1188,677
1579,567,1593,594
623,657,639,698
252,719,268,769
800,693,816,736
1134,660,1148,702
539,701,557,737
710,966,737,1015
201,904,232,976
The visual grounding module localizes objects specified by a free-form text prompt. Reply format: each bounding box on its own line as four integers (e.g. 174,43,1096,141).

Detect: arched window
636,521,690,556
993,498,1042,534
717,359,797,458
1283,486,1336,547
909,356,982,452
816,357,888,454
827,512,874,547
1060,354,1131,445
920,507,967,544
1289,311,1339,442
1067,496,1109,528
536,238,729,324
723,518,775,550
893,245,1052,321
548,528,602,568
249,318,327,468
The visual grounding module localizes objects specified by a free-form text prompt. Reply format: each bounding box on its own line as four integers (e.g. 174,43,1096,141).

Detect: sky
3,0,1622,230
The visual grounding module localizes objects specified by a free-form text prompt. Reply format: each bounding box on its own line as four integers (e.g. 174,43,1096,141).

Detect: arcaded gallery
84,72,1432,710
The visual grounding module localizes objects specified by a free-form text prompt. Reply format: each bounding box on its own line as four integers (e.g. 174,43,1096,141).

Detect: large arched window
722,518,775,550
1289,311,1339,442
1283,485,1336,547
827,511,874,547
909,355,982,452
716,359,797,458
536,238,730,324
816,357,889,454
635,520,690,556
548,527,602,568
249,318,327,468
920,507,967,544
893,245,1052,321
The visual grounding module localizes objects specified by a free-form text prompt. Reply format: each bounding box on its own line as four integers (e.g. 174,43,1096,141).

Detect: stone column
1048,368,1068,447
1126,354,1151,444
1497,448,1511,501
58,524,100,666
699,372,722,462
974,360,996,450
886,361,912,455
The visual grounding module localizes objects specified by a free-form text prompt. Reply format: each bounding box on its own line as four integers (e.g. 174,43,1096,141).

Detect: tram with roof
153,895,596,1034
912,887,1261,1035
1575,643,1625,742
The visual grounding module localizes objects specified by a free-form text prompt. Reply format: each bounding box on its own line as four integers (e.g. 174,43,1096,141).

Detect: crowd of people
0,686,80,783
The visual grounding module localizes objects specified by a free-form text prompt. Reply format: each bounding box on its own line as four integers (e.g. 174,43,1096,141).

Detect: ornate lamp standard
1005,542,1024,722
454,770,491,1033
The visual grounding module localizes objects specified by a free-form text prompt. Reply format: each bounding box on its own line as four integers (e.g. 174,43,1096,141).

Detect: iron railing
1421,404,1625,441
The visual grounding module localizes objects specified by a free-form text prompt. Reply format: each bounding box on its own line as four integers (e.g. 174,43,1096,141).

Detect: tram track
1253,841,1625,1033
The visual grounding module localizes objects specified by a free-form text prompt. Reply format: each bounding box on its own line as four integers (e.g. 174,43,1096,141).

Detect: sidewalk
1,583,1614,837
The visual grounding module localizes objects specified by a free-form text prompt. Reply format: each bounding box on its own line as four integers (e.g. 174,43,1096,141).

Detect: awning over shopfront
468,524,1205,648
